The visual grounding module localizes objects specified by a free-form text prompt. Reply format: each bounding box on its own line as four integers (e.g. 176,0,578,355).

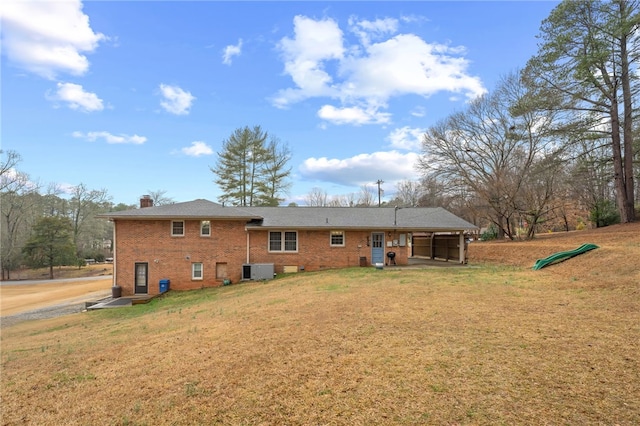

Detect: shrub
481,224,498,241
589,200,620,228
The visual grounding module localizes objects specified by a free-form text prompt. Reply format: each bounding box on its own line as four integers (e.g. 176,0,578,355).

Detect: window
269,231,297,252
192,262,203,280
172,221,184,236
330,230,345,246
284,232,297,251
200,220,211,236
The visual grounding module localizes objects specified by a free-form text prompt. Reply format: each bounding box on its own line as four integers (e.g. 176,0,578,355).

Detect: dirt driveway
0,277,112,317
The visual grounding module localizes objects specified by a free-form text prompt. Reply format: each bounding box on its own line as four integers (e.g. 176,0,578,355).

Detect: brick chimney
140,195,153,208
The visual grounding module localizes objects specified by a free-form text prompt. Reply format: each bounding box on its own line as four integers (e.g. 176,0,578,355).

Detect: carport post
459,232,465,264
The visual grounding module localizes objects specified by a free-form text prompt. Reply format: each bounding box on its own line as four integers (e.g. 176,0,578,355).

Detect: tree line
416,0,639,239
282,1,640,240
0,150,129,279
2,1,638,278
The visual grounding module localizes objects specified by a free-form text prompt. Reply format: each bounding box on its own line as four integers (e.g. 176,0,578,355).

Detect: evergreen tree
211,126,291,206
23,216,76,279
257,138,292,206
524,0,638,222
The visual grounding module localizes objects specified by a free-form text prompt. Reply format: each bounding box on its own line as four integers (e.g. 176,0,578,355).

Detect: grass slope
2,224,639,425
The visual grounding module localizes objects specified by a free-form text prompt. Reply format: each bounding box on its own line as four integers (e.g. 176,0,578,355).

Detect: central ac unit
242,263,274,280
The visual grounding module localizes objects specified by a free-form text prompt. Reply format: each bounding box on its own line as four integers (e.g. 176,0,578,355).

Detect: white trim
200,220,211,237
192,262,203,280
268,230,298,253
171,220,185,237
330,230,345,247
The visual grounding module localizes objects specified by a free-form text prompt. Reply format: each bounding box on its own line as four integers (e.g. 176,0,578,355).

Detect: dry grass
1,224,639,425
4,263,113,281
468,222,640,288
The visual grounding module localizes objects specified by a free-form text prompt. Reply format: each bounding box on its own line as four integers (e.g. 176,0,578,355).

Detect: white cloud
387,126,426,151
47,82,103,112
317,105,391,125
348,16,398,46
300,150,420,187
342,34,486,102
222,39,243,65
410,106,426,117
73,131,146,144
159,84,195,115
1,0,106,79
182,141,213,157
274,15,486,124
273,15,345,108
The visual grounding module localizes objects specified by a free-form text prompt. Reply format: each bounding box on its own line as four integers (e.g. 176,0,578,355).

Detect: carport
411,232,470,264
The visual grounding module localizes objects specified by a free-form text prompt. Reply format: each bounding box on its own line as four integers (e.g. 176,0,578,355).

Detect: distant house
98,198,477,296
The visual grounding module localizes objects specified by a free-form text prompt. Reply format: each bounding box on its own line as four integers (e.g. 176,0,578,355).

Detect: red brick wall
114,220,410,295
247,229,409,272
114,219,248,295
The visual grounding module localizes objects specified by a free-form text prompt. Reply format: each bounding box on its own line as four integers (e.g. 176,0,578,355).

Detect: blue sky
1,1,559,206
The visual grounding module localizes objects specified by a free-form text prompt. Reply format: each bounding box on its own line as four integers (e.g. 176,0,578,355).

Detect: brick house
98,197,477,296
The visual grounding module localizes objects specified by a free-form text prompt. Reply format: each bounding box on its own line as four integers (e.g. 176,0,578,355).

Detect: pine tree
211,126,291,206
22,216,76,279
524,0,638,222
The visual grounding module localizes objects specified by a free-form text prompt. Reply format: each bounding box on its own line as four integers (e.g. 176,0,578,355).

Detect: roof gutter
244,225,477,232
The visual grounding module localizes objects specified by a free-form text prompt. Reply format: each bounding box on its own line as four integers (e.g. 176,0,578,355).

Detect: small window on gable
330,230,345,246
192,262,203,280
172,221,184,236
201,220,211,236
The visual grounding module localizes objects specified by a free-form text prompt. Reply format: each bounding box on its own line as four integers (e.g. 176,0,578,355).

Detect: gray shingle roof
245,206,477,231
97,199,260,220
98,199,477,231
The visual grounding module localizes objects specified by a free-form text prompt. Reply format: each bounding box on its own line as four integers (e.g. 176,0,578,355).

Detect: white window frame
171,221,185,237
330,230,345,247
269,231,298,252
200,220,211,237
192,262,203,280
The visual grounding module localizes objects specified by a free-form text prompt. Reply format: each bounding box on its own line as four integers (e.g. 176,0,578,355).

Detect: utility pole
376,179,384,207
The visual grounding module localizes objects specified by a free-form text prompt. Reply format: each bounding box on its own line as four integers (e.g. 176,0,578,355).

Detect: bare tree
0,150,22,192
0,170,40,279
357,184,376,207
327,194,351,207
419,72,560,239
304,187,329,206
390,180,423,207
68,183,111,255
146,189,174,206
515,155,563,238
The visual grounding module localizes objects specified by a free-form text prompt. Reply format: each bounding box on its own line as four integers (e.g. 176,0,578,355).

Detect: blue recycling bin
159,279,170,293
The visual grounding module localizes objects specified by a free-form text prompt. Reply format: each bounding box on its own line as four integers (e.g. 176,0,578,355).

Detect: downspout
112,220,117,286
246,229,250,264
